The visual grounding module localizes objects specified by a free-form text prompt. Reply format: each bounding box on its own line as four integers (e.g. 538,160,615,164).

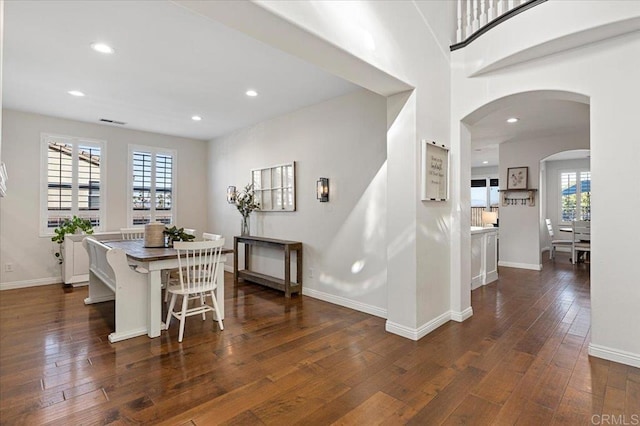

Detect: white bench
82,237,150,343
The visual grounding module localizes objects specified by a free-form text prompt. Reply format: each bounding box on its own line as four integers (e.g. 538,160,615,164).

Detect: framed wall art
421,140,449,201
251,161,296,211
507,166,528,190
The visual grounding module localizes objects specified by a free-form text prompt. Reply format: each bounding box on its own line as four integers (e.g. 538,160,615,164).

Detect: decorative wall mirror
251,162,296,211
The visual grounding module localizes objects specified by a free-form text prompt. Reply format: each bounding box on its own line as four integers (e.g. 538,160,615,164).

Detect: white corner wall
452,2,640,366
207,90,388,316
0,110,208,288
185,0,455,338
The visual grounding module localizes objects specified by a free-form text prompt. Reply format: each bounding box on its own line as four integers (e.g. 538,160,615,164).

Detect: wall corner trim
386,310,452,341
588,343,640,369
451,307,474,322
302,287,387,319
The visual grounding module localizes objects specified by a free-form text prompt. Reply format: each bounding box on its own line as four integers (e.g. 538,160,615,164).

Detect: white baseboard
302,287,387,318
108,328,148,343
471,275,482,290
498,261,542,271
485,270,498,284
224,264,234,273
84,295,115,304
0,276,61,291
385,310,452,341
451,307,473,322
588,343,640,368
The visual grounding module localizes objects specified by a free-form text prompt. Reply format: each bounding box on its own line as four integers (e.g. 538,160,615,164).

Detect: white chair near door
545,219,572,260
165,239,225,342
572,220,591,264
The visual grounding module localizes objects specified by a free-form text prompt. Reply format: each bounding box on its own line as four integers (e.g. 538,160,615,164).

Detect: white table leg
216,255,226,320
148,269,163,338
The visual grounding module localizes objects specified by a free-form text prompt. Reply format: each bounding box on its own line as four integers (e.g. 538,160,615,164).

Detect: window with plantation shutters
129,146,176,226
560,170,591,223
41,134,105,235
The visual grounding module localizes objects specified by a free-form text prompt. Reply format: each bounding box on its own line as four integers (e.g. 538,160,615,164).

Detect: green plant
235,183,260,218
51,216,94,264
163,226,195,247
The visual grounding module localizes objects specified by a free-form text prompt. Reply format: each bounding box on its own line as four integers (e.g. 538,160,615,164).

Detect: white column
465,0,472,40
456,0,463,42
487,0,495,21
472,0,479,32
480,0,487,27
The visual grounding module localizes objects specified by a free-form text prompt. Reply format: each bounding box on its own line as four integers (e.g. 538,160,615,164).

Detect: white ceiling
470,99,590,168
3,1,359,141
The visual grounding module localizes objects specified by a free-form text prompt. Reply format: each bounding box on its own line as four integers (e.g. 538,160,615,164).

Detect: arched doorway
457,90,590,307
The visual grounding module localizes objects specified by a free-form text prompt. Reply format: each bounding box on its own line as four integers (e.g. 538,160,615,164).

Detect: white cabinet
471,226,498,290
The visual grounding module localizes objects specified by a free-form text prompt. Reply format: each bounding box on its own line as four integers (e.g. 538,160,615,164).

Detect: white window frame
40,133,107,236
558,168,590,225
471,176,499,210
127,144,177,227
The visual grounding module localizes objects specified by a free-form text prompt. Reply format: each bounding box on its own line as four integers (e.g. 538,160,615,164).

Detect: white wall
0,109,208,288
207,89,388,316
471,166,498,179
498,133,589,270
256,0,455,333
182,0,456,338
452,2,640,365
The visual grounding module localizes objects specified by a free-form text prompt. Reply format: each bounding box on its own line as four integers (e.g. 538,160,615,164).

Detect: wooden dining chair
545,219,572,260
120,228,145,240
203,232,222,241
572,220,591,264
165,239,225,342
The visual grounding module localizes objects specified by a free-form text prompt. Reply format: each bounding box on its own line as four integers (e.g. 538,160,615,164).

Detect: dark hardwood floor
1,254,638,425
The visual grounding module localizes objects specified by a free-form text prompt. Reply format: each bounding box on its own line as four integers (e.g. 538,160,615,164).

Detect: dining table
103,240,232,339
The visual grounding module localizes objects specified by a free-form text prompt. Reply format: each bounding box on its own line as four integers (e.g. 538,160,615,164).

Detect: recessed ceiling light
246,90,258,97
191,115,202,121
483,161,489,164
507,117,519,123
91,42,114,54
68,90,85,97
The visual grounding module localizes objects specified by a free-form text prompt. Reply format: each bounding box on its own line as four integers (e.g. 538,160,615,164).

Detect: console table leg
296,248,303,294
284,247,291,298
233,238,239,287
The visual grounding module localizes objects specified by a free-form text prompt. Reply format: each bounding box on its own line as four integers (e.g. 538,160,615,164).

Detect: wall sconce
226,186,236,204
316,178,329,202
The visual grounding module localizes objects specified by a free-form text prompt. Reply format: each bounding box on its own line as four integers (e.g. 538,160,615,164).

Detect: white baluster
456,0,463,42
472,0,479,32
465,0,472,40
508,0,515,11
497,0,505,16
480,0,487,27
487,0,495,22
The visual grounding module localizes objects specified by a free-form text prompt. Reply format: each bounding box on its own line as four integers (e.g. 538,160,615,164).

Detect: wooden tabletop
234,235,302,247
104,240,234,262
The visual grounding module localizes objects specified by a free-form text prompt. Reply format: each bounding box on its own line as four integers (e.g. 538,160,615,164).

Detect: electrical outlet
4,263,14,272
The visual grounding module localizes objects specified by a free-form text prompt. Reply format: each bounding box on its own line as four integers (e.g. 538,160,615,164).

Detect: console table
233,236,302,297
